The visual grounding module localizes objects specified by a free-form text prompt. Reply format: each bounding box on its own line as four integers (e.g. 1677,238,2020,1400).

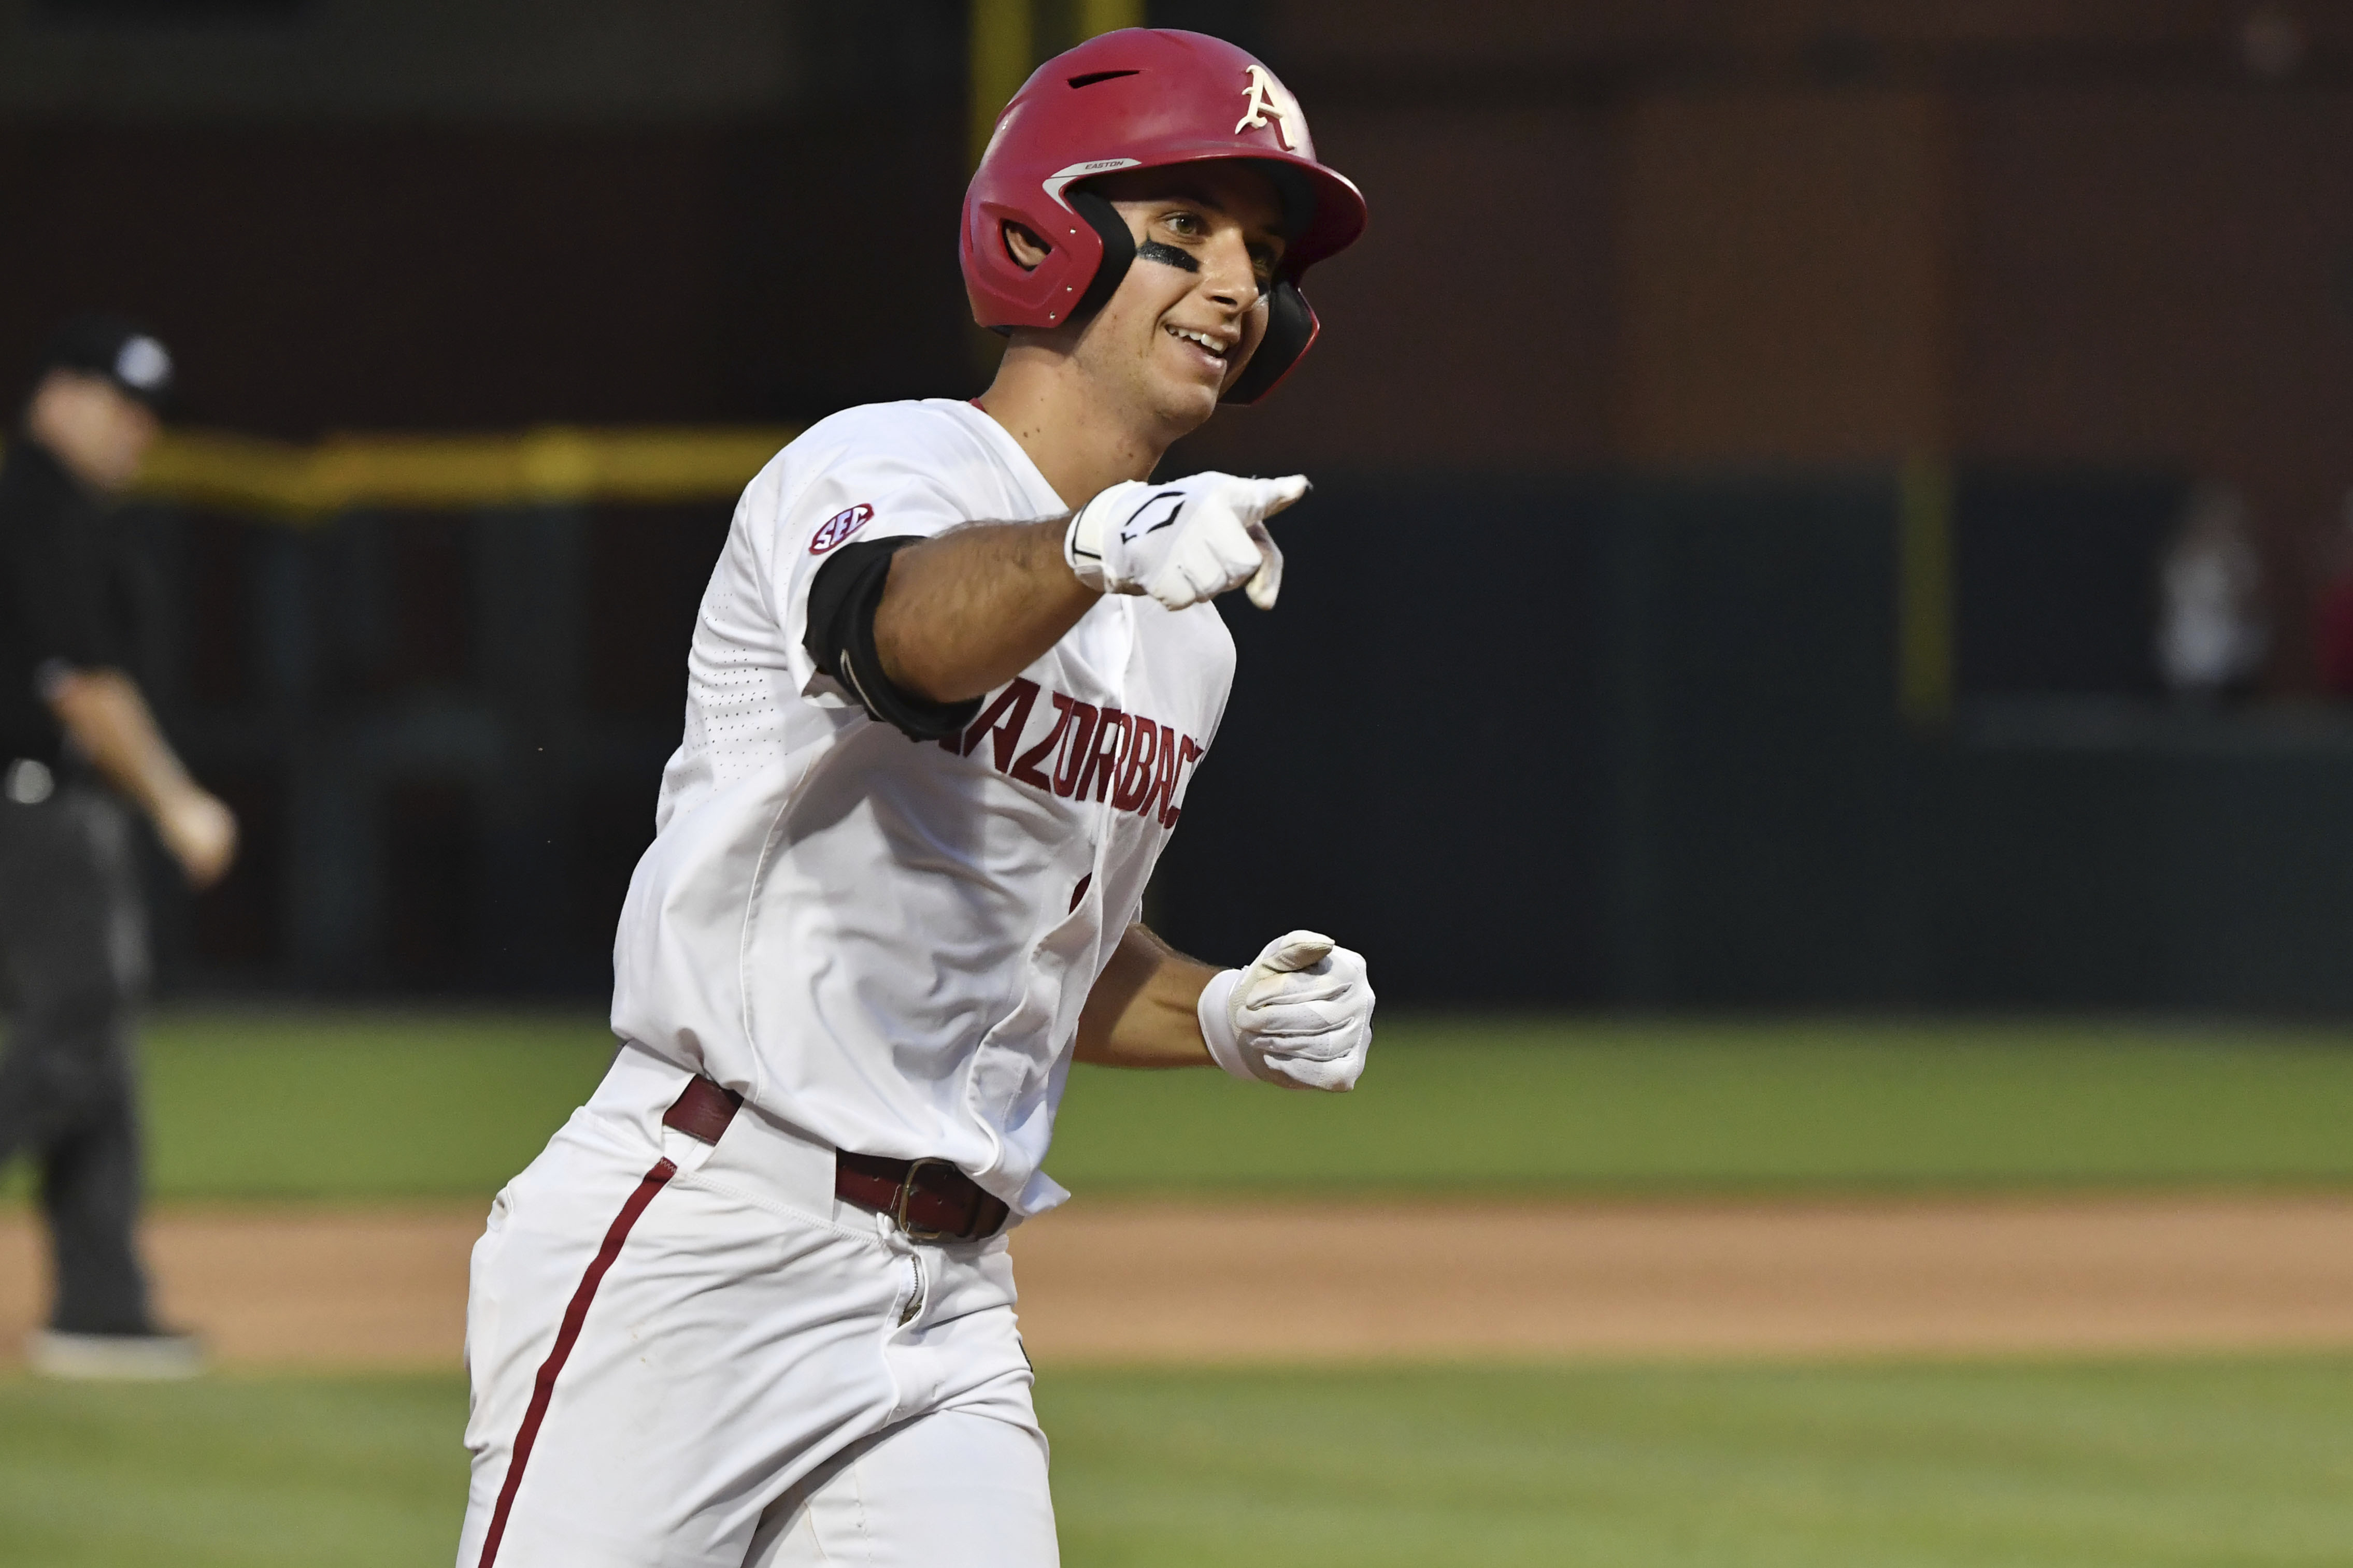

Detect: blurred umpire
0,317,236,1378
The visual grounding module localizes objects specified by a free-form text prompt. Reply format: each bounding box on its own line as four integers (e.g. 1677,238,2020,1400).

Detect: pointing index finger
1258,475,1311,517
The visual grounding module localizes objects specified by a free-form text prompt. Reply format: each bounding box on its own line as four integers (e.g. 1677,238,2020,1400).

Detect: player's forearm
48,668,201,820
1075,922,1220,1069
872,517,1098,703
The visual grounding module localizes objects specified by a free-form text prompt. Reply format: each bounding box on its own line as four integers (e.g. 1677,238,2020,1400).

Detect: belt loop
661,1077,741,1146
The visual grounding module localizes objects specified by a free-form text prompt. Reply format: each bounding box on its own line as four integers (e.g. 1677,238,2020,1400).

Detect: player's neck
975,347,1187,513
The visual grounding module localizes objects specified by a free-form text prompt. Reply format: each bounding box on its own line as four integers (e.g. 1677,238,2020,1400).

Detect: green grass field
4,1360,2350,1567
9,1007,2351,1203
7,1008,2353,1565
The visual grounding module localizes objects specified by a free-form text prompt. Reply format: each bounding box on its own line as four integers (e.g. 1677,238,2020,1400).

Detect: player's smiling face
1083,165,1286,429
1050,164,1287,437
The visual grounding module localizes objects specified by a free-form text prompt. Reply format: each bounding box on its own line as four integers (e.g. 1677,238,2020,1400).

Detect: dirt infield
6,1195,2353,1370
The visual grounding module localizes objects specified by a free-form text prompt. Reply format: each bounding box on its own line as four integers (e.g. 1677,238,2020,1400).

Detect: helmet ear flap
1066,190,1137,324
1222,279,1317,405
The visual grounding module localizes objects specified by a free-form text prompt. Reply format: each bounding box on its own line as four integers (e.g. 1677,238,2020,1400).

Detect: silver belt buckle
891,1157,957,1242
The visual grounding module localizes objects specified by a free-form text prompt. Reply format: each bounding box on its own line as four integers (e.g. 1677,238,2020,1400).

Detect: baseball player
458,30,1371,1567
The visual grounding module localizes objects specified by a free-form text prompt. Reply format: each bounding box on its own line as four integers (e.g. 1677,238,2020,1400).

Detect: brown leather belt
662,1075,1009,1243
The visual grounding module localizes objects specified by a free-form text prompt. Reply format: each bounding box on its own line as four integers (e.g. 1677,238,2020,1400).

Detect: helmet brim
1068,144,1365,278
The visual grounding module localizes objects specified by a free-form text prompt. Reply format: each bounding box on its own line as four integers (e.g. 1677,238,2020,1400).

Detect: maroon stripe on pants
476,1157,678,1568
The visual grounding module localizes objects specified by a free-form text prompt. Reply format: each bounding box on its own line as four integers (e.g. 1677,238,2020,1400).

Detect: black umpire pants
0,784,156,1334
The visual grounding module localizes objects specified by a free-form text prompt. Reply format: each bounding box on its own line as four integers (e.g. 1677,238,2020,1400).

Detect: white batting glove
1065,471,1307,612
1197,931,1375,1092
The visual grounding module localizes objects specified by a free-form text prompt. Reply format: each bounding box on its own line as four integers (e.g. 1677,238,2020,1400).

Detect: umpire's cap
36,315,176,412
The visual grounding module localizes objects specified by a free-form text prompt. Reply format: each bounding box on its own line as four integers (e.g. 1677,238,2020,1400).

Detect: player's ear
1001,221,1051,272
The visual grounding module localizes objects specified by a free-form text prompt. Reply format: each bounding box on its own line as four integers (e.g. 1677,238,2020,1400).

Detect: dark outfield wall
1152,471,2353,1013
1148,474,1920,1007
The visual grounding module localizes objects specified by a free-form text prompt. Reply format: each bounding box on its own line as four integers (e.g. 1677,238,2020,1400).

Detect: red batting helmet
961,29,1366,405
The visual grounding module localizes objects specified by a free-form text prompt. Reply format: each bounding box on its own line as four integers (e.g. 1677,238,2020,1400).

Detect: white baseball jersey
609,398,1235,1218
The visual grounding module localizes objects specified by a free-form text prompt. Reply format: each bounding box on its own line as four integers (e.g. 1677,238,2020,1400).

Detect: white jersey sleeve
764,464,1016,709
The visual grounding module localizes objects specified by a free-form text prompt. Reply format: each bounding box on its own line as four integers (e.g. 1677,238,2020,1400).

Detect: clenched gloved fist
1197,931,1375,1092
1065,471,1307,612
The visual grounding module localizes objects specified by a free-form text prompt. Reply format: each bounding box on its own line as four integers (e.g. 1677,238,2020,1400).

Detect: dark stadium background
10,1,2353,1009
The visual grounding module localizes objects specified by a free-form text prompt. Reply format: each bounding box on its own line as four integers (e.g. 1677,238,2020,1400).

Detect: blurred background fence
111,429,779,996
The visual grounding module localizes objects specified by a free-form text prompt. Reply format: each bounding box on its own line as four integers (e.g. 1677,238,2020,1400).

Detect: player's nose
1197,228,1261,315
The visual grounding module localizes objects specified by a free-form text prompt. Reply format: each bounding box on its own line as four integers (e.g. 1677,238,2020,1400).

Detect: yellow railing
125,425,800,522
968,0,1145,165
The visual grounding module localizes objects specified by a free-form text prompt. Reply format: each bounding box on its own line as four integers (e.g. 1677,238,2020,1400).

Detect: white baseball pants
456,1045,1058,1568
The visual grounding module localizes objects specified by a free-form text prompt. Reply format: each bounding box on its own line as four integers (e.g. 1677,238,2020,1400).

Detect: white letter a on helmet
1235,63,1303,151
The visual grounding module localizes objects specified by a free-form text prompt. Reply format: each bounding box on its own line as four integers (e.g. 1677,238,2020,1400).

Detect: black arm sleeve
803,536,983,743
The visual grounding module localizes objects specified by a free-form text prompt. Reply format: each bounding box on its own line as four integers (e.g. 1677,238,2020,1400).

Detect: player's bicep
802,539,981,742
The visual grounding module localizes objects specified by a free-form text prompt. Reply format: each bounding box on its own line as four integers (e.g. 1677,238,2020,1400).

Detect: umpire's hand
158,787,238,889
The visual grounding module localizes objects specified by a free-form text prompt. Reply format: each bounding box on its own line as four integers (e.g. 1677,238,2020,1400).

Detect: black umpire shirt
0,436,139,773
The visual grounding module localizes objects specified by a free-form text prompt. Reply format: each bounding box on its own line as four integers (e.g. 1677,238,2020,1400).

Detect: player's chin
1147,340,1228,407
1147,372,1223,433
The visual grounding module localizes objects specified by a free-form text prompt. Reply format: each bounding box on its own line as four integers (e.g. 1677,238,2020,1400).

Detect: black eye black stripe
1137,241,1200,274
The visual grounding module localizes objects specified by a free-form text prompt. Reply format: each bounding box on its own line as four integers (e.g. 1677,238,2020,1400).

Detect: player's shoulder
741,398,1044,548
773,398,1001,486
732,400,1019,568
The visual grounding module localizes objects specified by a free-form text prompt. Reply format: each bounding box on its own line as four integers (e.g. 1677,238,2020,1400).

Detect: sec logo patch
809,504,875,555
